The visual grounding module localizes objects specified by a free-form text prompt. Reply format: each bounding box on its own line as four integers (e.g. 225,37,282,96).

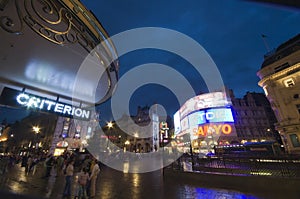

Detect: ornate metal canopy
0,0,119,107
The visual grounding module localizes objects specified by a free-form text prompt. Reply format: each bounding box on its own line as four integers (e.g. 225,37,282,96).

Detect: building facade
101,106,171,153
257,34,300,154
50,110,100,155
229,89,278,143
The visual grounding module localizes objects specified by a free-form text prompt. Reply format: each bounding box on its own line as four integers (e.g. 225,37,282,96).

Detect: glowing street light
32,126,41,149
107,121,113,129
125,140,130,145
124,140,130,152
106,122,114,149
32,126,40,134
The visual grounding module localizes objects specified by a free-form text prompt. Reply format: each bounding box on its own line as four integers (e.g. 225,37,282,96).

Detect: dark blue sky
80,0,300,121
1,0,300,123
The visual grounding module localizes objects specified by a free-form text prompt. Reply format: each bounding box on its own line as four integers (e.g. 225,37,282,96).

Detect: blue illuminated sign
206,108,234,123
188,107,234,125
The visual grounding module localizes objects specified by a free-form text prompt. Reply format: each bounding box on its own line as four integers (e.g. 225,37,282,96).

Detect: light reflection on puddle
181,186,260,199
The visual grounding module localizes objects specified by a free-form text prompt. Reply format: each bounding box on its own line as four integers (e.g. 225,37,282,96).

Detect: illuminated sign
0,87,91,120
187,107,234,125
192,124,233,137
16,93,90,120
179,92,231,119
173,92,236,140
181,117,189,131
174,111,181,134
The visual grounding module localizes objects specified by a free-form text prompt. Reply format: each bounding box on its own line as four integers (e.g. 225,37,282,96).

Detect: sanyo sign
16,93,91,120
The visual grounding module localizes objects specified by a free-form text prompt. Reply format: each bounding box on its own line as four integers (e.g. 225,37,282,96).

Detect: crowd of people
0,151,101,199
59,153,101,199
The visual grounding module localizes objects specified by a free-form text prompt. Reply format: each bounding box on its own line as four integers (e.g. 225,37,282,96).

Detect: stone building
257,33,300,154
229,89,279,143
102,106,171,153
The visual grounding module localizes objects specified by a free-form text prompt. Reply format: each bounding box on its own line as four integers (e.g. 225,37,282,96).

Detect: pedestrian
77,167,89,199
30,156,39,175
89,159,100,198
56,155,64,176
25,155,32,174
63,159,74,199
44,155,54,178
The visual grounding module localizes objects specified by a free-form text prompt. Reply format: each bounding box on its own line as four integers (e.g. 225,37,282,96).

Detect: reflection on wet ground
0,161,289,199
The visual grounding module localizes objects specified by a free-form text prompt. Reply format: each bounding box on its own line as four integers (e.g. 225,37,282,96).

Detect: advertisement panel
173,91,237,146
180,117,189,131
174,111,181,135
179,92,231,119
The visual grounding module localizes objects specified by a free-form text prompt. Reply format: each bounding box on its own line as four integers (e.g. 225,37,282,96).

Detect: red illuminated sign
192,124,233,137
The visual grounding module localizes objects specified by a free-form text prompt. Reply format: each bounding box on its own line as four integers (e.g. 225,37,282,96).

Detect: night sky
1,0,300,123
81,0,300,122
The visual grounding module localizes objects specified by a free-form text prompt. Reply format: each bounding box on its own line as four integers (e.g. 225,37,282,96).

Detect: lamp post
32,126,40,150
134,132,138,152
106,122,113,150
124,140,130,152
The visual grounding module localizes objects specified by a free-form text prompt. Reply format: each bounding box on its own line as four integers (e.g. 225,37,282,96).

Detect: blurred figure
30,156,39,175
44,155,54,178
63,159,74,199
89,159,100,198
56,155,64,176
77,167,89,199
26,155,33,175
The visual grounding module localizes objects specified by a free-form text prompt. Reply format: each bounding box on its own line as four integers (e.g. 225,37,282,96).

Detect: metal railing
171,155,300,178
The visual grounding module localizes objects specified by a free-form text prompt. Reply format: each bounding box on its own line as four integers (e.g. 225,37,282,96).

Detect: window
290,134,300,147
274,62,290,73
284,78,295,87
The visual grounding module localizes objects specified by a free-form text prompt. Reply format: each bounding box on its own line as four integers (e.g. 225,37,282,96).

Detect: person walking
44,155,54,178
77,167,89,199
89,159,100,198
63,159,74,199
25,155,32,174
56,155,64,176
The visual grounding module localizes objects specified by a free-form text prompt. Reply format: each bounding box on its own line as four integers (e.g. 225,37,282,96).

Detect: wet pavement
0,161,295,199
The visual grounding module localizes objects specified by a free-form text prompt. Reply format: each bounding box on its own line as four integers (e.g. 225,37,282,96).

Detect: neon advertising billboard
179,92,231,119
174,111,181,135
173,91,236,141
188,107,234,138
188,108,234,125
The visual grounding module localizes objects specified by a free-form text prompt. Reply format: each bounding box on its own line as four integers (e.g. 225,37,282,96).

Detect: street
0,160,268,199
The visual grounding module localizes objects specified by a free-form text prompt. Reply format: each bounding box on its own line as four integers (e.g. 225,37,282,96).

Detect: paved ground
0,161,284,199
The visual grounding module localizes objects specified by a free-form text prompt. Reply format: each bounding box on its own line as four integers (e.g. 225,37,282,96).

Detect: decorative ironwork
0,0,23,34
0,0,100,53
0,0,116,105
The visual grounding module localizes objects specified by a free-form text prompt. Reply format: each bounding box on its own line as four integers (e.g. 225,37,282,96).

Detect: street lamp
106,122,113,150
32,126,40,149
32,126,40,134
107,122,113,129
124,140,130,152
